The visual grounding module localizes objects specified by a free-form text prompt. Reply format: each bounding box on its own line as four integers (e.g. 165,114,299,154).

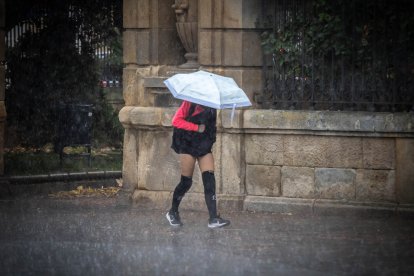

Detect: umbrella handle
230,104,236,127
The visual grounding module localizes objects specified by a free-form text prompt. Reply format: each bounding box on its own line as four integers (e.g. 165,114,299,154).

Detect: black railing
258,0,414,112
5,1,122,88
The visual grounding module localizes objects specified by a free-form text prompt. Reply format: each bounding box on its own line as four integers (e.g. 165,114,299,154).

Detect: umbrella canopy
164,70,252,109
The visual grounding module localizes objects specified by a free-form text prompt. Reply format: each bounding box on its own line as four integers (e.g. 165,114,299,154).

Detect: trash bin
55,103,93,166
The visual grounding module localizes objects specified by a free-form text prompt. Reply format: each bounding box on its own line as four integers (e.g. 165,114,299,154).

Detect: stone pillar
123,0,184,67
121,0,185,197
123,0,185,109
198,0,263,107
0,0,6,174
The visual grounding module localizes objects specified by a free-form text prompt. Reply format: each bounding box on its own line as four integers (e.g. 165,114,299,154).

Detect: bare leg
180,154,197,177
197,153,214,173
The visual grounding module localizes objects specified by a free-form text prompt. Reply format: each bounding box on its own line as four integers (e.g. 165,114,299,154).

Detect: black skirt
171,106,216,157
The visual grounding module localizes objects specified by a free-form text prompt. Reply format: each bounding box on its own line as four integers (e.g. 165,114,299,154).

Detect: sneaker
208,216,230,229
166,210,183,226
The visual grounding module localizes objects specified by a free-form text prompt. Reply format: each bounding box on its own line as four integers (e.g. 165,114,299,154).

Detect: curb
131,190,414,217
1,171,122,185
244,196,414,217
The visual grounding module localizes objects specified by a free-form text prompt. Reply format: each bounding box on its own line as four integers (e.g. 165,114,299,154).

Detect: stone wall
120,0,414,213
0,0,5,174
119,106,414,212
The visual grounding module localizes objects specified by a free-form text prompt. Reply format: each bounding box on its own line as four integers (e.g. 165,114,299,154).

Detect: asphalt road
0,194,413,275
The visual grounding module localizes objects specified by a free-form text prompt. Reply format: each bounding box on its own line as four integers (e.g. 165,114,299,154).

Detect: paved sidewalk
0,194,413,275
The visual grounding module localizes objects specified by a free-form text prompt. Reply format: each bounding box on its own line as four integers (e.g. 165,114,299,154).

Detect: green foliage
260,0,414,75
5,0,123,149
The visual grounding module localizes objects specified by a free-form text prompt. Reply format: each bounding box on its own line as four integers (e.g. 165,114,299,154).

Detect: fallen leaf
49,185,121,198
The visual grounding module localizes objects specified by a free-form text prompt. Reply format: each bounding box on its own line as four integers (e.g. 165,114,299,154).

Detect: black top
171,104,217,157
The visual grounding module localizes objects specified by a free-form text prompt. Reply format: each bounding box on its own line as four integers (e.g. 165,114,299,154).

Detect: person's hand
198,124,206,133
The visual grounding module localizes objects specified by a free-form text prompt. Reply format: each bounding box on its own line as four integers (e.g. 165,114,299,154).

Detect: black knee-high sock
202,171,217,219
171,175,192,212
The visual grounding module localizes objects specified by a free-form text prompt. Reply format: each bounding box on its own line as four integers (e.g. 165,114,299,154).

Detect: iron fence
258,0,414,112
5,1,122,88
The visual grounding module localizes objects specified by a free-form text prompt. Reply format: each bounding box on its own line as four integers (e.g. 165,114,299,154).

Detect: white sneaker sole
166,212,182,227
208,222,230,229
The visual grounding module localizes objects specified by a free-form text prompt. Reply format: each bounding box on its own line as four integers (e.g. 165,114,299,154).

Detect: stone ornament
172,0,199,69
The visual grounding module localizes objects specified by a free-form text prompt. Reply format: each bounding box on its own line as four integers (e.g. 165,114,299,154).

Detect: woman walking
166,100,230,228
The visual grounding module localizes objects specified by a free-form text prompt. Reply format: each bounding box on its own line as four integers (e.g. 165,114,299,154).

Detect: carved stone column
172,0,199,69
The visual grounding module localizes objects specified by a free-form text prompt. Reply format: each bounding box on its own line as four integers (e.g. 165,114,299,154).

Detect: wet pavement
0,193,414,275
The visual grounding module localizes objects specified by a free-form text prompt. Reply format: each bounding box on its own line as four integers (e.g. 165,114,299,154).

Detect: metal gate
258,0,414,112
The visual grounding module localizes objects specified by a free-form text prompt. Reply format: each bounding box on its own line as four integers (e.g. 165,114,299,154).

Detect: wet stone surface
0,195,413,275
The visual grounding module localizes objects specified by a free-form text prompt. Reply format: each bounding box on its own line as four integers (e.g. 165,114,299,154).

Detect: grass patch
5,146,122,176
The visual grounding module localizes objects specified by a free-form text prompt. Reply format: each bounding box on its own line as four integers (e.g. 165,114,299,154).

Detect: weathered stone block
199,0,262,29
122,129,139,191
199,0,214,28
123,67,140,106
242,31,263,66
243,110,414,134
198,30,222,65
123,31,137,64
199,0,242,29
282,166,315,198
123,0,150,28
317,111,377,132
123,30,151,65
244,110,314,129
363,138,395,169
129,107,162,126
315,168,356,200
246,165,281,196
136,31,151,65
222,0,242,28
143,76,167,88
374,113,414,133
284,136,362,168
223,31,243,66
220,109,243,129
356,169,395,202
137,131,182,191
396,139,414,203
221,133,243,194
158,29,186,65
123,66,157,106
245,134,284,165
118,106,134,127
157,0,177,28
151,89,177,107
242,0,262,28
198,30,211,65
